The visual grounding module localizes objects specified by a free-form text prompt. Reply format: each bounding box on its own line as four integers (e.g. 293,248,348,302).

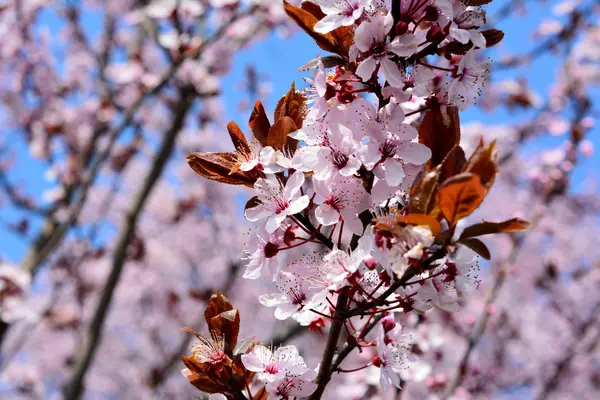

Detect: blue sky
1,1,598,264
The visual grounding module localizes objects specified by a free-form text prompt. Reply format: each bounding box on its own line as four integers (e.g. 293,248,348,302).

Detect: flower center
325,195,344,211
380,139,399,159
330,149,349,170
265,362,280,375
274,198,291,214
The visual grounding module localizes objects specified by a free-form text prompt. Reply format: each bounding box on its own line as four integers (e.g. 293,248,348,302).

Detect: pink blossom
352,13,420,86
245,171,310,233
313,0,373,34
313,175,370,234
241,345,310,382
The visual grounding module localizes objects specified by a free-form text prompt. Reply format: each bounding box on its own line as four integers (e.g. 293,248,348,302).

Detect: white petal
286,195,310,216
384,158,405,187
314,14,343,34
397,142,432,165
244,205,271,222
315,203,340,226
356,56,378,81
284,170,306,199
259,293,288,307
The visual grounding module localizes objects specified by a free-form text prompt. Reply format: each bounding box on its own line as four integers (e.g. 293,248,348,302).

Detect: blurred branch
442,90,591,399
535,300,600,400
495,4,592,70
62,86,195,400
0,4,262,351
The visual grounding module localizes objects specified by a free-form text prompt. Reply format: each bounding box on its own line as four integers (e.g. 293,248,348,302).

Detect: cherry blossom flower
304,58,333,122
265,373,318,399
351,12,421,86
190,332,227,367
313,175,370,235
293,123,362,179
446,2,487,49
313,0,373,34
245,171,310,233
242,227,285,280
241,345,310,382
360,101,431,186
259,270,323,320
446,50,489,110
374,323,413,390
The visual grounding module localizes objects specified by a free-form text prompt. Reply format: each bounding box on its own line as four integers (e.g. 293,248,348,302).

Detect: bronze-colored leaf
330,25,354,56
300,1,326,19
457,238,491,260
283,1,339,54
227,121,250,154
439,145,467,183
482,29,504,48
248,101,271,147
267,116,298,152
459,218,531,240
186,152,257,187
394,214,441,238
298,1,352,57
461,139,498,192
181,357,225,393
438,173,486,226
208,309,240,352
409,167,441,214
418,107,461,170
204,291,234,323
274,82,307,129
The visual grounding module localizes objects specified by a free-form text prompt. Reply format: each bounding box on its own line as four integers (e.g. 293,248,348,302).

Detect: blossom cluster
184,1,528,398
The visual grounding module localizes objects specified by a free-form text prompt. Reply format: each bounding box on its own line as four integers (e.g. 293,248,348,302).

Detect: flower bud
395,21,409,36
426,25,446,43
263,242,279,258
381,316,396,333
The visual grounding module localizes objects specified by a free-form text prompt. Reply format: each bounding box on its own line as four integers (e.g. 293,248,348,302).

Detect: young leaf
274,81,307,129
204,291,234,323
248,101,271,147
227,121,250,154
418,107,461,170
205,292,240,351
186,152,257,187
409,167,441,214
462,139,498,192
283,1,339,55
439,145,467,183
267,116,298,152
207,309,240,352
181,357,224,393
457,238,491,260
438,173,486,226
459,218,531,240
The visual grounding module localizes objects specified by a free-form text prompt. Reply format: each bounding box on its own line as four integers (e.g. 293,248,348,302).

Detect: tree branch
61,87,195,400
308,294,347,400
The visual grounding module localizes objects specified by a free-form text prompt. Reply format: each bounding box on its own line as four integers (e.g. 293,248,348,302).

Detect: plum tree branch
61,86,195,400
